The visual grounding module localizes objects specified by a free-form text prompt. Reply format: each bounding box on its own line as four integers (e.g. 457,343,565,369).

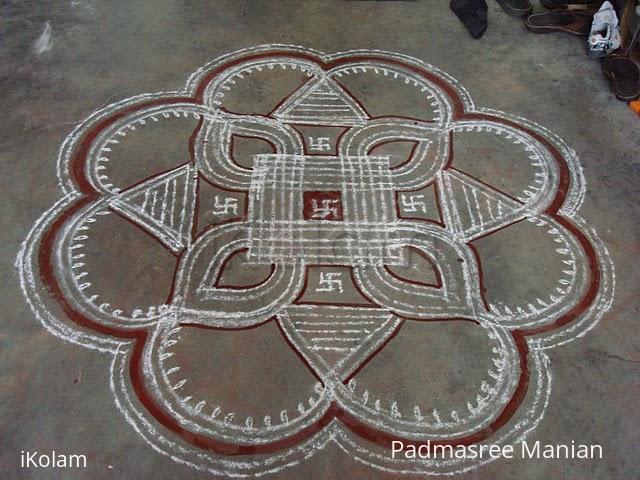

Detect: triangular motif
437,169,524,241
278,307,401,381
273,76,369,126
110,164,197,253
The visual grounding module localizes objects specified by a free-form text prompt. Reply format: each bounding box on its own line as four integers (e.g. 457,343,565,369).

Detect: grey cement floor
1,1,639,479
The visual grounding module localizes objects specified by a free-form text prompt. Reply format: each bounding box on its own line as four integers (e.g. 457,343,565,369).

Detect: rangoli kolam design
17,45,615,476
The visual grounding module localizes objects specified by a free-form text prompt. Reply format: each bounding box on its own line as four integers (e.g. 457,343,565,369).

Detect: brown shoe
524,10,593,35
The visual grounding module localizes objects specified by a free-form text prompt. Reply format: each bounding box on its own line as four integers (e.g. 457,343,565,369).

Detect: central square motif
302,191,344,221
247,154,403,265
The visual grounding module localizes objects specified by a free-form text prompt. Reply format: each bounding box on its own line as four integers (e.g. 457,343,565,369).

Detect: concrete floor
1,1,639,479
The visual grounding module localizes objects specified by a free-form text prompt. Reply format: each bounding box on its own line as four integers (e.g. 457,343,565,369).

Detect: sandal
524,10,593,35
541,0,603,11
602,55,640,101
495,0,533,18
602,15,640,102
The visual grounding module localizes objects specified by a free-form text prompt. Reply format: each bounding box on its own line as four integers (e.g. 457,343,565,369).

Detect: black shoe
451,0,488,39
496,0,533,17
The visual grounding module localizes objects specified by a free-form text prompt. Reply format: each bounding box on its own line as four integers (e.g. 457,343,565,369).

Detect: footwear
495,0,532,17
524,10,593,35
450,0,488,39
602,55,640,101
541,0,602,11
587,1,621,58
602,26,640,102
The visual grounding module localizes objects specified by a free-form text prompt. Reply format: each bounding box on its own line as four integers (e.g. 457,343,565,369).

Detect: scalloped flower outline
16,45,615,477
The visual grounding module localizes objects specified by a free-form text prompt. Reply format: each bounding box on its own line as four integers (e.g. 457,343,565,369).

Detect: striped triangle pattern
110,164,197,253
437,169,524,241
279,307,401,380
273,76,369,126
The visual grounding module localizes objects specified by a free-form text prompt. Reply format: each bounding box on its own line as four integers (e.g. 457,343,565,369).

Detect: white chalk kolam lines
16,45,614,477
